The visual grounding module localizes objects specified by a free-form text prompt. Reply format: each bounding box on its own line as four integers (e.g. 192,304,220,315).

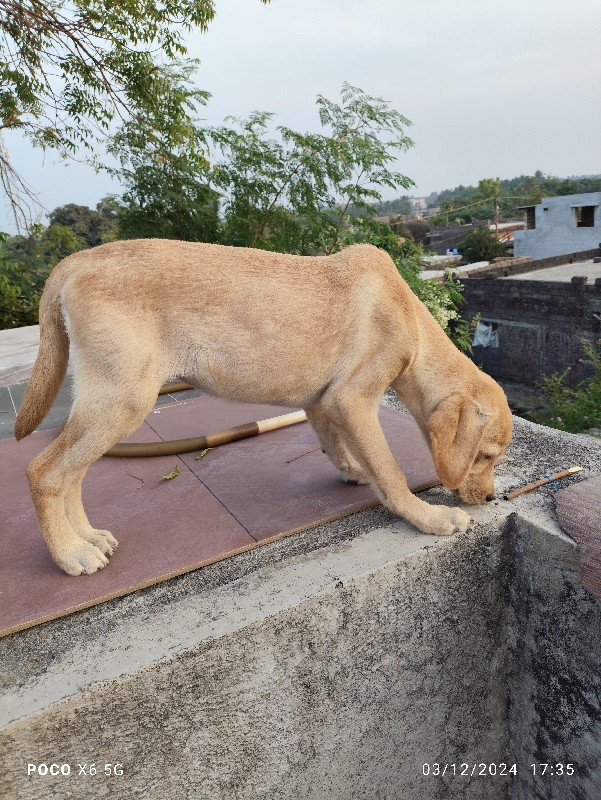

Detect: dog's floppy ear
427,394,491,489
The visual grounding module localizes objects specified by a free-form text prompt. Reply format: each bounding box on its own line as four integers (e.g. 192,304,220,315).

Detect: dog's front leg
322,394,472,536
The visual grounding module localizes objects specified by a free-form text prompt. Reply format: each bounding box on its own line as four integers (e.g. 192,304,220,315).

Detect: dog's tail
15,268,70,441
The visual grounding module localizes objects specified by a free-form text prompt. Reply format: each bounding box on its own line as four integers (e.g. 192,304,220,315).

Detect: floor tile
1,395,441,637
7,376,74,437
178,400,440,541
0,423,254,637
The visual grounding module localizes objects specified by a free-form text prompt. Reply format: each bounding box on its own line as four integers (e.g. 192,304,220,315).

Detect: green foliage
111,80,416,252
0,0,269,226
534,340,601,433
458,226,507,263
207,83,415,254
108,62,220,242
477,177,501,200
448,310,481,356
0,224,84,328
48,198,120,247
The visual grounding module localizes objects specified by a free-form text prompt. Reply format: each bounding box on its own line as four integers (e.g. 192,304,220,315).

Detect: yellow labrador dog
16,240,512,576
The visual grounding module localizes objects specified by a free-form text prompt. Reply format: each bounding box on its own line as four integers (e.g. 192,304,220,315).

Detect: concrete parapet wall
507,516,601,800
2,520,512,800
466,248,601,280
2,417,601,800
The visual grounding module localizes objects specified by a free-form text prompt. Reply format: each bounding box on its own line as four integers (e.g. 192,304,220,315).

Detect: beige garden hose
104,382,307,458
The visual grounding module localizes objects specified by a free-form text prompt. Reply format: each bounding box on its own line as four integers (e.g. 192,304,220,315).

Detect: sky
2,0,600,229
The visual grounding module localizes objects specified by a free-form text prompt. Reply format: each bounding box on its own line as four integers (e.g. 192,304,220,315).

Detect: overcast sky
2,0,600,229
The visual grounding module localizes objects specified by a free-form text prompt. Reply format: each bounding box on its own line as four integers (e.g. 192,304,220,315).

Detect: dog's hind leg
304,404,369,485
26,378,160,575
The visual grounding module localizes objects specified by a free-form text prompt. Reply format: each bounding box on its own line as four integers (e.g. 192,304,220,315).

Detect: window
525,207,536,229
575,206,596,227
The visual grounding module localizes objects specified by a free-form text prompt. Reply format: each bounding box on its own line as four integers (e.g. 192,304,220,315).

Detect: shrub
534,339,601,433
0,225,84,329
459,227,507,263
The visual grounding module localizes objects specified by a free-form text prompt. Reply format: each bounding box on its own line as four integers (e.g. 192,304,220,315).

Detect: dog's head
426,381,512,504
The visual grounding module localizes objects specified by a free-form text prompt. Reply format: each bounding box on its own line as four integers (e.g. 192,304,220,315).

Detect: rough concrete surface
507,259,601,283
0,325,40,387
1,399,601,800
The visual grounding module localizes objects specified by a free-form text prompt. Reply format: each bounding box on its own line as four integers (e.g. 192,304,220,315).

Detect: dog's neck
392,317,478,430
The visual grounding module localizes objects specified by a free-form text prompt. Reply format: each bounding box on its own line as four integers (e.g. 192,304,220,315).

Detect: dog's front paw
80,528,119,556
420,505,472,536
54,539,110,576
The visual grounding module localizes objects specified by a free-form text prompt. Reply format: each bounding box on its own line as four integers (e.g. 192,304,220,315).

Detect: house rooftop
504,258,601,283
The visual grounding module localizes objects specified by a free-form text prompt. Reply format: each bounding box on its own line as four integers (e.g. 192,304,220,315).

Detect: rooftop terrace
1,324,600,799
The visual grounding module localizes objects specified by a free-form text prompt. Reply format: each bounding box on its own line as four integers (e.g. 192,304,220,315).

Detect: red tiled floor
178,400,439,541
0,396,441,637
0,422,254,637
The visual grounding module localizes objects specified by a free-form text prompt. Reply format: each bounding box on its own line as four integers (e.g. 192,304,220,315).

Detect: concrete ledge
0,325,40,387
0,510,515,800
464,247,601,280
1,409,601,799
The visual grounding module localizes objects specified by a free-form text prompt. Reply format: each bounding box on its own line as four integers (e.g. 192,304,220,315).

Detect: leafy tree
94,196,121,244
459,226,507,263
0,224,84,327
0,0,268,227
48,198,119,247
48,205,99,247
107,62,220,242
476,178,502,235
521,172,544,205
208,83,415,254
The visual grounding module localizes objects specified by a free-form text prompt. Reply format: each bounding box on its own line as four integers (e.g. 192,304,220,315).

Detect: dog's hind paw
420,505,472,536
79,528,119,556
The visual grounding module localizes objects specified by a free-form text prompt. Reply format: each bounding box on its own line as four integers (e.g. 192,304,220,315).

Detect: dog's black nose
486,493,495,502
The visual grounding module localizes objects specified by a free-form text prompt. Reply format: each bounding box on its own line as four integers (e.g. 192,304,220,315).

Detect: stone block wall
459,278,601,385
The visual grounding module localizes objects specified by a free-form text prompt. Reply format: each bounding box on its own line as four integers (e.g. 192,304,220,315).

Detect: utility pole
495,196,499,238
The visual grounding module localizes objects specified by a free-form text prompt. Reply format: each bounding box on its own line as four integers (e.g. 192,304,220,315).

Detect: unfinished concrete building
514,192,601,260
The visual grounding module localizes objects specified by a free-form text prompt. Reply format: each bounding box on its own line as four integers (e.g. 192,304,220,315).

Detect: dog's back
17,240,411,431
